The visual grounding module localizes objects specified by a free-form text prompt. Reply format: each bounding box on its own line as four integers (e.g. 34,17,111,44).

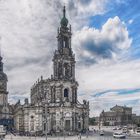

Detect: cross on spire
63,5,66,17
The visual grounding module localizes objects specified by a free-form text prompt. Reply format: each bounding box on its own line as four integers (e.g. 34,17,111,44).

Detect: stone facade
31,76,45,105
0,54,14,128
0,55,9,118
100,105,132,126
14,98,44,134
14,100,24,132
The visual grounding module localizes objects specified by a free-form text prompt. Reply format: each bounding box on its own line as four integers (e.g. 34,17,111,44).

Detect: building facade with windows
100,105,132,126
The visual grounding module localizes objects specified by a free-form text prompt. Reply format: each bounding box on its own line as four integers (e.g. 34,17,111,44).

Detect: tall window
64,63,71,78
64,88,69,97
30,116,34,131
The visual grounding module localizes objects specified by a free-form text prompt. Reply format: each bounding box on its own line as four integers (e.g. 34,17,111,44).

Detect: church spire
0,55,3,72
63,5,66,17
0,40,3,72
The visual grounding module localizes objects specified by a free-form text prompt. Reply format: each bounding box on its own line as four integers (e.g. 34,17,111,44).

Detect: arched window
64,88,69,97
64,63,71,78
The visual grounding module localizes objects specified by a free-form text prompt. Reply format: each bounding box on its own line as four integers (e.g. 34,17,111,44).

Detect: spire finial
63,5,66,17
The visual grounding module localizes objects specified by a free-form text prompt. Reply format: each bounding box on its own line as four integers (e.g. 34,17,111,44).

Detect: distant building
132,114,140,126
100,105,132,126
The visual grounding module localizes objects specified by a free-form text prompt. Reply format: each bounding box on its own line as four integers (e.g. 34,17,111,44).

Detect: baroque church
13,6,89,134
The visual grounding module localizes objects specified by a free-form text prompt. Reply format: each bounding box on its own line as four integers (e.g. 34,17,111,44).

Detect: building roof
111,105,132,111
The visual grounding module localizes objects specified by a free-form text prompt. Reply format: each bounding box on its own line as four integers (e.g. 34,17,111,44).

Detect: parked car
99,130,104,136
113,132,126,139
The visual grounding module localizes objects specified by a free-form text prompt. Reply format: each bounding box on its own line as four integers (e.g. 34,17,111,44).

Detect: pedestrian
86,130,88,138
78,132,81,140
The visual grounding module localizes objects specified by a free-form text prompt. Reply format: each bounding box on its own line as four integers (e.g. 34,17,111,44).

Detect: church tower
49,6,78,104
46,6,89,133
53,6,75,81
0,54,9,119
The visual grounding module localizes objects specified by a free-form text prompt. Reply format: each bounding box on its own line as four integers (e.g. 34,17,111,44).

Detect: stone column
72,63,75,80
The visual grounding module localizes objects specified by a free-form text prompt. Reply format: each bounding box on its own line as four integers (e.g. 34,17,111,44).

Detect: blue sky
0,0,140,116
90,0,140,53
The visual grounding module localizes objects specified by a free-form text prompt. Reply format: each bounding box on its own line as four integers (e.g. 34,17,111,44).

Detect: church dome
0,72,7,81
60,6,68,27
61,17,68,27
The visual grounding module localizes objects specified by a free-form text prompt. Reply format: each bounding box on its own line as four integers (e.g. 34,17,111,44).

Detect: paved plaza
4,135,87,140
3,134,140,140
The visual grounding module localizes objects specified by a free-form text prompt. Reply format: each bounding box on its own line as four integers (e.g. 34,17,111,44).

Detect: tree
89,118,96,125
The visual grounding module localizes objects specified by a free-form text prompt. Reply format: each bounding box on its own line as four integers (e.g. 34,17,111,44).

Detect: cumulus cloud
73,16,132,64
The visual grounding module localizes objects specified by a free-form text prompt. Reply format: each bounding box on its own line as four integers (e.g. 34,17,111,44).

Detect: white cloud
62,0,109,17
73,16,132,64
128,19,133,24
77,59,140,94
